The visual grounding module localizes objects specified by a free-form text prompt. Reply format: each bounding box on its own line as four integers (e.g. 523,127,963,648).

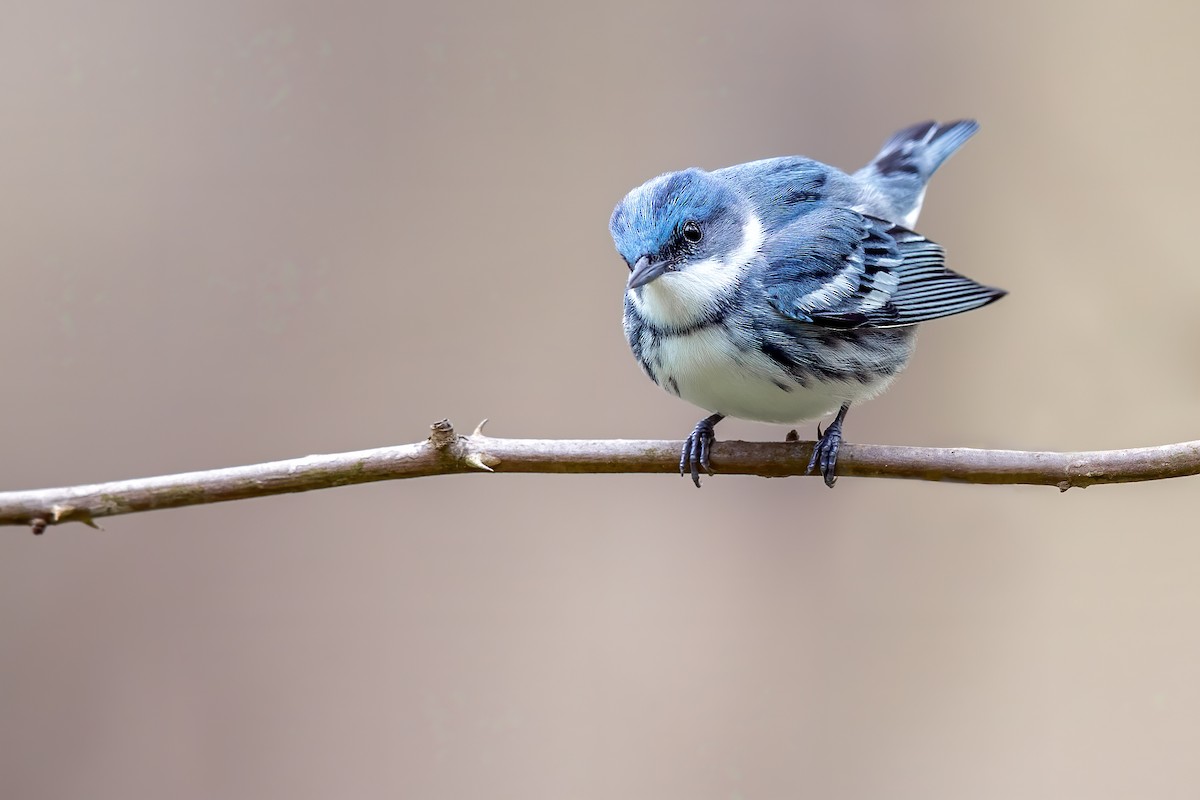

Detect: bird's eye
681,221,703,243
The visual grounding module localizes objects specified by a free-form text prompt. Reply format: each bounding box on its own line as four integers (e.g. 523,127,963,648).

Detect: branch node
428,419,457,450
30,517,47,535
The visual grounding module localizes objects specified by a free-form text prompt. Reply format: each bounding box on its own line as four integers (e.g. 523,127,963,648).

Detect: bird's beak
627,256,670,290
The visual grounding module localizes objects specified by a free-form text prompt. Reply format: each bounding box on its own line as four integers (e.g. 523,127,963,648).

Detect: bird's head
609,168,761,293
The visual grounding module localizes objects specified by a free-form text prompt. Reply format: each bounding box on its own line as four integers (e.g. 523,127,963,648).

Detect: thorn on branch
50,504,101,529
430,418,499,472
464,452,495,472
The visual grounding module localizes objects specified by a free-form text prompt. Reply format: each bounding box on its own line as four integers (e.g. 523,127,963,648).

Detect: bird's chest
626,320,845,424
635,324,752,396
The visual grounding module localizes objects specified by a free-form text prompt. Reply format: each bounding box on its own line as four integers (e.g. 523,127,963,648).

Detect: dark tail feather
869,119,979,180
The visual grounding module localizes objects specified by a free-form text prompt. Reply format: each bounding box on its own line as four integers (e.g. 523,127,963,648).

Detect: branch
4,419,1199,532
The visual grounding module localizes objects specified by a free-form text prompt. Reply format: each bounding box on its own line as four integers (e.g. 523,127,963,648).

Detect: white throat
628,213,765,331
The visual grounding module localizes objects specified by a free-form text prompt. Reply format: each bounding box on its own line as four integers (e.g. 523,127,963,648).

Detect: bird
608,120,1005,488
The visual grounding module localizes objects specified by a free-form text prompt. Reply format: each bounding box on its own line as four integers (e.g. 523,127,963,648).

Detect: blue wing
760,207,1005,329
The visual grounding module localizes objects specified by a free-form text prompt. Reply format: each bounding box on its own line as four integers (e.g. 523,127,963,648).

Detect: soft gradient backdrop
3,1,1199,798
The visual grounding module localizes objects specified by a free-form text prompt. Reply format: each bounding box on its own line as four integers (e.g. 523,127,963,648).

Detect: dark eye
681,221,703,243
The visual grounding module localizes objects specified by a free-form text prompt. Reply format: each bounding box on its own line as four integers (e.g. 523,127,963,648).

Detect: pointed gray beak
627,256,670,290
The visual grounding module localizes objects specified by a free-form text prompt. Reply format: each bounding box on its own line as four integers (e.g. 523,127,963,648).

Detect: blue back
713,157,866,233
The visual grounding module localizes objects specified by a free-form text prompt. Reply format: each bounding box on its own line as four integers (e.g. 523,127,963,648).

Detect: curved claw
679,414,723,488
805,404,850,489
806,427,843,488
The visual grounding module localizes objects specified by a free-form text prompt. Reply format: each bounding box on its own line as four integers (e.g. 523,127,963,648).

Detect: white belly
653,326,895,424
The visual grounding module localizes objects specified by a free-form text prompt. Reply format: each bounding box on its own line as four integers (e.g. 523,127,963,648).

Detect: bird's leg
680,413,724,488
807,403,850,488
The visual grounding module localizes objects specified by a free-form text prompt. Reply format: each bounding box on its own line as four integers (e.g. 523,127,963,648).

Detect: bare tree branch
4,419,1199,532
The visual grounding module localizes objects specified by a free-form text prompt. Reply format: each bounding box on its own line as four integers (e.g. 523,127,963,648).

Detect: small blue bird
609,120,1005,488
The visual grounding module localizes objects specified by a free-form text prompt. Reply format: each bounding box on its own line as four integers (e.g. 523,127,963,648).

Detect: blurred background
2,1,1199,797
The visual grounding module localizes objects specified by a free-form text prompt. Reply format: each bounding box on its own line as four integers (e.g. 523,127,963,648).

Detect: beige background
3,1,1199,798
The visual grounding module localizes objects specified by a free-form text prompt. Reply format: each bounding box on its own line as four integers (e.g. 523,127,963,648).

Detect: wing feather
761,208,1005,329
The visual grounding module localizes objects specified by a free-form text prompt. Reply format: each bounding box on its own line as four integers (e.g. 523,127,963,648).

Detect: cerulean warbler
609,120,1005,487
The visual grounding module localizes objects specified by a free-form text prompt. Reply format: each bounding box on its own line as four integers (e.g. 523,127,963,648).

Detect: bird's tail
868,119,979,179
856,119,979,227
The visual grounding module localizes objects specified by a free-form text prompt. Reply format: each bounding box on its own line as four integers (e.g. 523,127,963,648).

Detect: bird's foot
680,413,724,488
806,404,850,488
